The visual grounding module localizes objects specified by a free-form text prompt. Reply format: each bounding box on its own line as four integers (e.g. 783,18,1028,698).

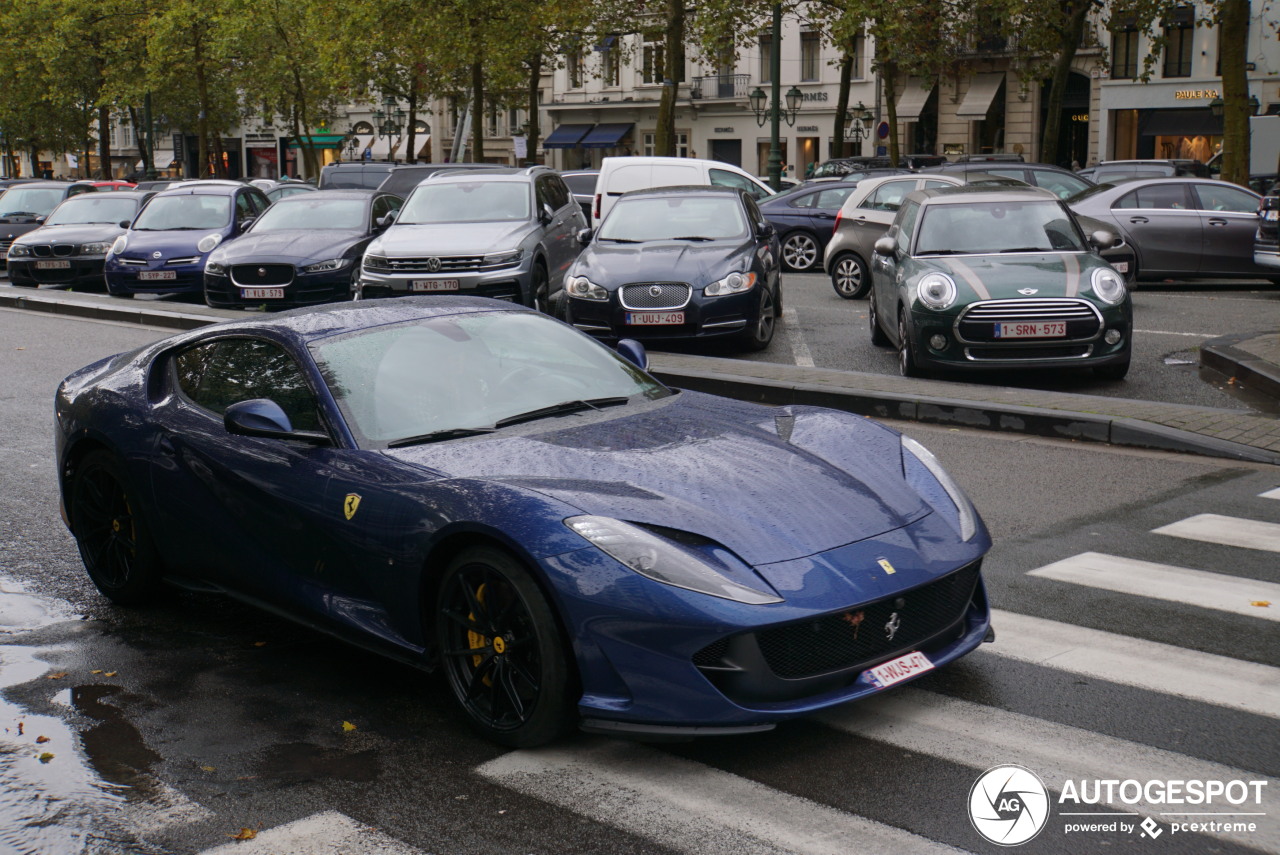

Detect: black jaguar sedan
565,186,782,351
204,188,403,309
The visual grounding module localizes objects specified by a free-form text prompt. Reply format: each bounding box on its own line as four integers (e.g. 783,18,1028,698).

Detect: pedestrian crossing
187,490,1279,855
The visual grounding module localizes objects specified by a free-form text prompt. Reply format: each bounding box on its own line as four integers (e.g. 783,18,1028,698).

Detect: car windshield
312,311,670,446
0,188,66,217
133,194,231,230
599,195,748,241
398,181,529,224
253,198,366,231
45,196,138,225
914,200,1087,254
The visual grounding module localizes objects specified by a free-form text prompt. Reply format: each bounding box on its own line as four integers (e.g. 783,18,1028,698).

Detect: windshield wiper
601,237,642,243
669,235,714,241
1,212,40,218
387,426,496,448
918,248,969,255
1000,246,1054,253
494,396,631,429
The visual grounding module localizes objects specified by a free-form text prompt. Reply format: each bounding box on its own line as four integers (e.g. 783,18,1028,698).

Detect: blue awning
580,123,634,148
542,123,594,149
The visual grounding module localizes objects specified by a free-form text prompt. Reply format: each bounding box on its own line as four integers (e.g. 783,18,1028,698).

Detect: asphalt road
0,309,1277,855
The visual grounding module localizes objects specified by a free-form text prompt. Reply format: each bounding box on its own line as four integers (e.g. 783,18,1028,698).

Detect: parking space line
1154,513,1280,554
781,306,815,368
1027,551,1280,620
1132,328,1216,337
1261,488,1280,500
985,609,1280,718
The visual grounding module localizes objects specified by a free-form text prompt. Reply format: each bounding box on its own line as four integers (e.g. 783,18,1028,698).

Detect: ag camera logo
969,764,1051,846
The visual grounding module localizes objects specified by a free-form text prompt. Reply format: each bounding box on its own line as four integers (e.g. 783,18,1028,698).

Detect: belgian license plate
138,270,176,281
995,321,1066,339
626,311,685,325
411,279,459,292
240,287,284,299
866,651,935,689
35,260,71,270
1111,261,1129,273
1265,210,1279,221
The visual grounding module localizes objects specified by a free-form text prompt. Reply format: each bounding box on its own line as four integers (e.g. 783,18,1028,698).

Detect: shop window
1162,8,1194,78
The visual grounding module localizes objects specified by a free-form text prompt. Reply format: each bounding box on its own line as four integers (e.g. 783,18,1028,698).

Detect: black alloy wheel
781,231,820,271
70,450,164,605
898,308,921,377
436,545,573,747
737,282,777,351
830,253,870,299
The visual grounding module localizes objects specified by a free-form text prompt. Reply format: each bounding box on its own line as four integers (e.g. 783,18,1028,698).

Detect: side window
371,195,397,226
897,200,922,250
549,176,572,211
985,168,1026,183
922,179,956,191
1034,172,1091,199
710,168,769,200
535,176,555,213
814,187,855,208
172,338,321,432
861,180,914,212
235,193,256,223
743,194,764,226
1191,183,1257,213
789,191,819,209
1114,184,1191,210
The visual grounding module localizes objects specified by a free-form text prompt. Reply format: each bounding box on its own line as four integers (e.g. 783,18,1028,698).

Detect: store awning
542,123,594,148
289,133,349,149
365,136,393,160
580,123,633,148
1140,109,1223,136
895,78,935,121
956,73,1006,120
136,149,176,169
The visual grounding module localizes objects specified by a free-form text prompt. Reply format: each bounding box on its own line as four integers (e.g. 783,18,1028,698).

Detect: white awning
366,136,393,160
136,149,176,169
415,135,432,159
956,73,1006,120
895,78,935,121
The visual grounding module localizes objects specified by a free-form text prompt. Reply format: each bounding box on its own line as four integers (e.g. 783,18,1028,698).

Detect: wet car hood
574,239,753,285
922,252,1110,300
115,228,225,261
220,229,365,263
12,223,124,246
377,221,528,256
385,393,929,565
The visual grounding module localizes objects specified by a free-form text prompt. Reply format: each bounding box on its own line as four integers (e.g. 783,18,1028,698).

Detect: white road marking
985,609,1280,718
477,738,964,855
198,810,421,854
1154,513,1280,554
1132,328,1216,337
782,305,815,367
1262,488,1280,500
818,689,1280,850
125,783,215,836
1027,552,1280,620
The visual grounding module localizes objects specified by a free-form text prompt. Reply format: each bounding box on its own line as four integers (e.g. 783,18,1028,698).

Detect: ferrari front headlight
901,435,978,541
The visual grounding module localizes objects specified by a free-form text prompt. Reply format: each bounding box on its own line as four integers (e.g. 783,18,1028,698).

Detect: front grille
0,239,12,254
697,563,981,681
620,283,692,310
231,264,294,286
957,298,1101,343
966,344,1093,361
31,244,76,258
165,256,201,265
371,255,511,273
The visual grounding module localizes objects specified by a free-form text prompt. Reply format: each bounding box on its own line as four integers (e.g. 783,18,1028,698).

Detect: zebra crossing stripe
985,609,1280,718
477,738,965,855
1026,551,1280,621
197,810,421,855
1260,488,1280,500
1153,513,1280,554
818,688,1280,851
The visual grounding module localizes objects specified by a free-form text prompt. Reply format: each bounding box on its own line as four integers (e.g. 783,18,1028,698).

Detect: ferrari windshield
132,194,231,230
0,187,66,217
599,195,748,242
253,198,366,231
914,200,1087,255
312,311,670,445
46,196,138,226
398,181,529,224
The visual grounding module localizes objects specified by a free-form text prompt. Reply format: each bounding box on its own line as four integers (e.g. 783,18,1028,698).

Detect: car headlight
916,272,957,310
1091,266,1126,305
110,235,127,256
363,254,388,271
205,261,226,275
302,257,351,273
704,271,757,297
901,435,978,541
565,516,782,605
197,233,223,254
483,248,523,267
566,275,608,301
79,241,113,255
7,244,30,258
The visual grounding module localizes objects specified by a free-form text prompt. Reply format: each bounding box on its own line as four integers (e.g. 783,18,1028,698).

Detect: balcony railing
957,33,1020,57
690,74,751,100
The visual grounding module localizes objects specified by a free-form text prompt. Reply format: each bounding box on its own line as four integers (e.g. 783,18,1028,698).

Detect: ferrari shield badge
343,493,362,520
877,558,896,575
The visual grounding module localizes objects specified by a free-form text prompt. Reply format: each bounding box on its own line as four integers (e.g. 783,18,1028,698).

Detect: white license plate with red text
36,260,71,270
625,311,685,325
865,651,935,689
138,270,176,281
1265,210,1278,221
1111,261,1129,273
411,279,460,292
994,321,1066,339
240,287,284,299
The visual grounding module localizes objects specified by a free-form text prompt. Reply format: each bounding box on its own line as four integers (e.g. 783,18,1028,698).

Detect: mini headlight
197,233,223,254
566,516,782,604
1091,266,1126,305
916,273,957,310
901,435,978,541
7,244,31,258
78,241,112,255
566,275,608,301
704,271,757,297
302,257,351,273
110,235,127,256
483,248,523,267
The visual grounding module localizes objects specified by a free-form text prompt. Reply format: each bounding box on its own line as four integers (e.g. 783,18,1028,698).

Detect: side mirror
1090,230,1117,250
238,216,255,233
615,339,648,371
576,227,594,245
378,211,397,229
118,220,131,229
757,222,776,239
224,399,328,444
539,203,555,225
874,235,898,256
36,216,46,225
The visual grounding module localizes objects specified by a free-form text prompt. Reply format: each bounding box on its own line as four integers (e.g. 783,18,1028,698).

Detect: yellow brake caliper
466,583,494,685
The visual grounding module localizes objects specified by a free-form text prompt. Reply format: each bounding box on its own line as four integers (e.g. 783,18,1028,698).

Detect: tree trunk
97,105,112,179
471,60,485,162
1040,0,1089,167
128,105,151,179
406,75,420,163
833,48,853,158
1218,0,1250,186
194,36,210,178
656,0,684,156
526,52,543,165
883,62,900,167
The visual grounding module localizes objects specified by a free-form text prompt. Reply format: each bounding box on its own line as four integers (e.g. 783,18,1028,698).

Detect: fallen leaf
341,721,358,732
45,672,68,680
228,828,257,841
1252,601,1272,608
90,670,103,675
38,753,54,763
253,641,267,647
104,672,118,677
15,347,24,350
35,736,49,744
201,765,216,772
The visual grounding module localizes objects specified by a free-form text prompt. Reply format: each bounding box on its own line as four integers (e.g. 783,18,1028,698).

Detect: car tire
1094,357,1131,381
868,294,890,346
737,282,778,351
781,231,820,272
829,253,870,299
897,308,921,378
528,263,549,314
70,449,165,606
435,545,574,748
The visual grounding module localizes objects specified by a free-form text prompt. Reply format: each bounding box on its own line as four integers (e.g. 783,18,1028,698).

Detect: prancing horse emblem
884,612,901,641
1017,288,1038,295
343,493,362,520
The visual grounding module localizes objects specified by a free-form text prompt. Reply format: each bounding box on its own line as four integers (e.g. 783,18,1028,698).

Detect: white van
592,156,775,226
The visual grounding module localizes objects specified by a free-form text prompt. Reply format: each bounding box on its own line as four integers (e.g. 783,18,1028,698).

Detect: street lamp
846,101,875,156
752,3,802,191
749,84,803,128
1209,94,1261,117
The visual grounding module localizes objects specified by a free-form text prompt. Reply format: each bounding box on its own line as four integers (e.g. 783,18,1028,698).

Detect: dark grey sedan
1068,178,1274,283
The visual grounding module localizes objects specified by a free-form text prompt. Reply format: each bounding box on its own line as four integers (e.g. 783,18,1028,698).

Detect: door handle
1207,219,1228,226
814,213,834,219
1129,217,1149,224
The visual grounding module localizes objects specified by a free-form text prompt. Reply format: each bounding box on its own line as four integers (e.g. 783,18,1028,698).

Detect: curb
0,289,216,331
1200,332,1280,404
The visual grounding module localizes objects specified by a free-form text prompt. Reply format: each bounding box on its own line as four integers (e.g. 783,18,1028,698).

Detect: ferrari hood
925,251,1107,300
385,394,929,565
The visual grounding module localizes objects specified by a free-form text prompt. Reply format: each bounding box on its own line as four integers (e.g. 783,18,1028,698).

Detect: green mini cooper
868,186,1132,380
